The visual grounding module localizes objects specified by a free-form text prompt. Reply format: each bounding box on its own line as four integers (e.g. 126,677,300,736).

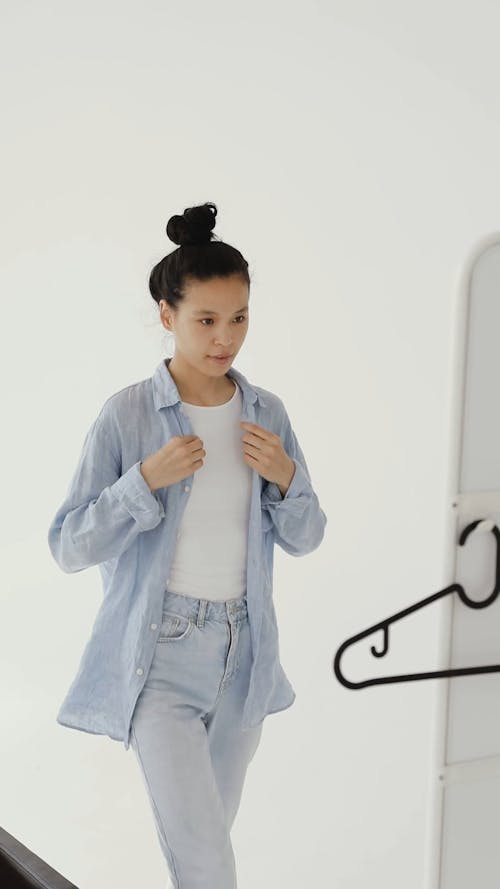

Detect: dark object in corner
0,825,79,888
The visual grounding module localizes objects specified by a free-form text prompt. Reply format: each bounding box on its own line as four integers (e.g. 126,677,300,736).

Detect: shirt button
184,485,190,492
176,532,180,540
150,623,157,630
167,577,170,584
136,668,143,676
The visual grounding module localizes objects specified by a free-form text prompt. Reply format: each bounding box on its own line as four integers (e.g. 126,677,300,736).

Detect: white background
1,2,500,887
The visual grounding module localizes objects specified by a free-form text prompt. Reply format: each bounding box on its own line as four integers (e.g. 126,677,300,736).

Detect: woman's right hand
140,435,206,492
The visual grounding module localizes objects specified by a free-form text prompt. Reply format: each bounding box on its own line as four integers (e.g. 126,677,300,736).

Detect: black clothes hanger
333,519,500,689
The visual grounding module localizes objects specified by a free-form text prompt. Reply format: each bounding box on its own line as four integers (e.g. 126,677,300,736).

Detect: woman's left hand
240,421,295,490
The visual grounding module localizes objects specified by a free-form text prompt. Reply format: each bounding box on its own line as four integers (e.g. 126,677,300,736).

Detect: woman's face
160,275,250,375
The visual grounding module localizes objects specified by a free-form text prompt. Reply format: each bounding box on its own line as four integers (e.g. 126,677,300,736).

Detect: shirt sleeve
260,403,327,556
47,408,165,573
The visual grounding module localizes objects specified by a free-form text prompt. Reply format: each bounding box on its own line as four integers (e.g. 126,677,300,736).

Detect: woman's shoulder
96,374,155,433
247,381,289,436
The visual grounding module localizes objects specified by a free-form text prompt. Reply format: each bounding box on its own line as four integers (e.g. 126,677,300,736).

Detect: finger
240,421,269,441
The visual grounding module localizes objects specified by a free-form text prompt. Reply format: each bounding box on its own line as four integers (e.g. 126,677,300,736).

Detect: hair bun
149,201,249,310
166,201,217,247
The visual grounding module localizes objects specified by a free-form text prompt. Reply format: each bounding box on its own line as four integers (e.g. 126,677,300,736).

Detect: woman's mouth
209,354,233,363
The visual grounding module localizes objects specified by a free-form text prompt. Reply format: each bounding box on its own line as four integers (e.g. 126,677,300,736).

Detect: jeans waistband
162,588,248,624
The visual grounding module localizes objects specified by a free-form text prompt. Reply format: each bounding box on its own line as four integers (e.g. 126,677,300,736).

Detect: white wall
2,2,500,887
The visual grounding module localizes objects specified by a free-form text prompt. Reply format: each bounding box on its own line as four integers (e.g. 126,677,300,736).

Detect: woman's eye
200,315,247,325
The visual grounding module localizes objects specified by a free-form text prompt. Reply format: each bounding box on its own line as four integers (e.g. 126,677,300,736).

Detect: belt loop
196,599,208,628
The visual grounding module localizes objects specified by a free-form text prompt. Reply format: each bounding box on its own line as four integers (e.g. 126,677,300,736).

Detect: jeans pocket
157,610,195,643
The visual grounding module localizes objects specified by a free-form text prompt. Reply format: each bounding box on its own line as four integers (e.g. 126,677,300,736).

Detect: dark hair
149,202,251,313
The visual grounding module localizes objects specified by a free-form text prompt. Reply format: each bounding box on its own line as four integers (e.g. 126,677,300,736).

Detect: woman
48,201,327,889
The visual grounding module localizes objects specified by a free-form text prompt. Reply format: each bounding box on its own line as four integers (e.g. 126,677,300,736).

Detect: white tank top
166,379,253,601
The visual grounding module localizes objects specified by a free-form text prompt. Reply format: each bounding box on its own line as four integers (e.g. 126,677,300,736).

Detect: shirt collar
152,357,267,410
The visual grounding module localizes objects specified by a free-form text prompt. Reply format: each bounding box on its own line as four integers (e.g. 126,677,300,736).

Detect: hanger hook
370,623,389,657
457,520,500,608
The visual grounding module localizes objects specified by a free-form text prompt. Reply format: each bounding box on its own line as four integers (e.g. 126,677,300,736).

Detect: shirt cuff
261,458,309,504
110,460,166,529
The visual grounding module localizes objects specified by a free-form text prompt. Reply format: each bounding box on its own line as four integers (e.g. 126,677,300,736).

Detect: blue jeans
130,588,264,889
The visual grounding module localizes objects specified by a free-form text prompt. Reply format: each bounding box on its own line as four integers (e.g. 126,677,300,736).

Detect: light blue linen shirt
47,358,327,750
